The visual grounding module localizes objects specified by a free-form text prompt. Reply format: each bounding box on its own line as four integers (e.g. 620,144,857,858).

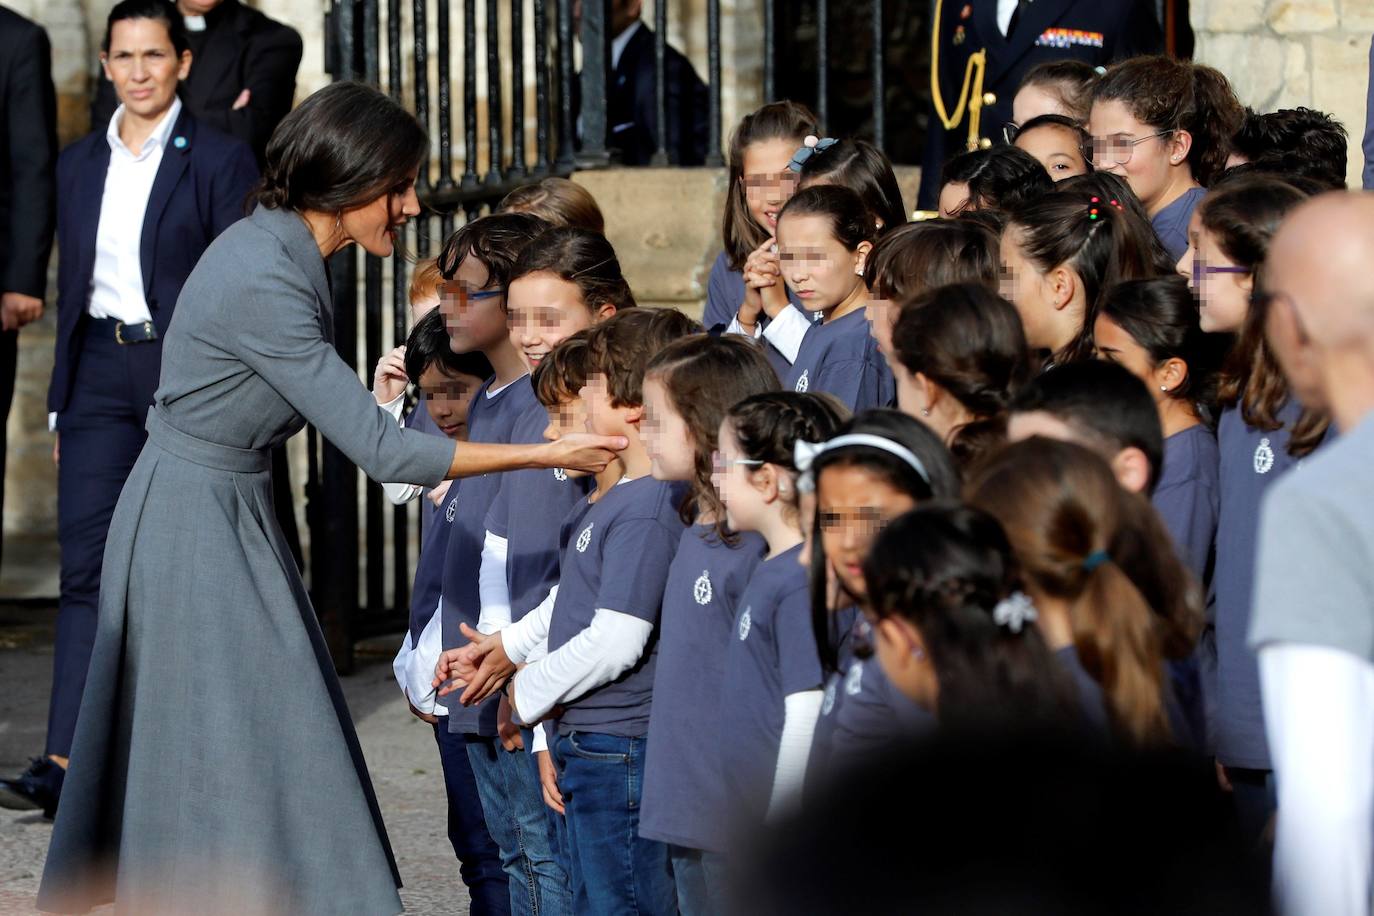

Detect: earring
1160,385,1170,392
921,407,930,417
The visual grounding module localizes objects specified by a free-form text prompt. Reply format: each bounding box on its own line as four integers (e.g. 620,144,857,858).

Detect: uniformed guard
917,0,1164,211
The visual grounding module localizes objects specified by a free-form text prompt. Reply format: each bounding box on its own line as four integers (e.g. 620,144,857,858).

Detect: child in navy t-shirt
441,309,702,915
775,185,894,411
713,391,847,834
636,336,779,914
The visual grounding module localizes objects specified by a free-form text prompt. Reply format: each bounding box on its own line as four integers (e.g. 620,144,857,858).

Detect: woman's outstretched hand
540,433,627,473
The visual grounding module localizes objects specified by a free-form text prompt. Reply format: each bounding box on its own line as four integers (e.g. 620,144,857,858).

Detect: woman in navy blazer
0,0,256,819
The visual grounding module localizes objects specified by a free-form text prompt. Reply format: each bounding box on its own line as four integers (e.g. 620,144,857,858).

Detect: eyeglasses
438,280,502,302
1083,130,1172,167
1191,258,1249,290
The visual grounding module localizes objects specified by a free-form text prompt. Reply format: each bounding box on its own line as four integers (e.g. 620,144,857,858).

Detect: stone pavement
0,605,472,915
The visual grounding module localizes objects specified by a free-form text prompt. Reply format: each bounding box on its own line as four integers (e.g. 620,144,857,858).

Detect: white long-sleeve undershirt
378,392,423,506
391,600,448,716
511,608,653,724
1261,642,1374,916
502,586,558,664
477,532,512,635
766,689,824,822
724,304,811,365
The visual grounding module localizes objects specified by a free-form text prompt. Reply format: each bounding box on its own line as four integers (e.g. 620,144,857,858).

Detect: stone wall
1192,0,1371,189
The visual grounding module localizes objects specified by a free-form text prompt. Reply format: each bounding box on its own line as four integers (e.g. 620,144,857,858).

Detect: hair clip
787,135,839,173
1082,549,1111,572
992,591,1037,634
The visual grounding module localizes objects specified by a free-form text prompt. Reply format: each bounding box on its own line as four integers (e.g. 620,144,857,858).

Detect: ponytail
1093,56,1245,188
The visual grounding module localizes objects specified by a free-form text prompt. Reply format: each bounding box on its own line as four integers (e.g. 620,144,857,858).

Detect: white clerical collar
184,14,207,31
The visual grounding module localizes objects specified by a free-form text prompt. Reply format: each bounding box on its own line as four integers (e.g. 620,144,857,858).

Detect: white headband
793,433,931,486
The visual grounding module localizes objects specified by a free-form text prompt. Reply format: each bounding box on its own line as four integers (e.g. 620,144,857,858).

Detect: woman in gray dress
37,82,622,915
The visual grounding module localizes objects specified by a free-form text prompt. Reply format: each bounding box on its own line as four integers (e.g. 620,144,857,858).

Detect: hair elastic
793,434,931,485
1087,196,1124,222
1082,549,1111,572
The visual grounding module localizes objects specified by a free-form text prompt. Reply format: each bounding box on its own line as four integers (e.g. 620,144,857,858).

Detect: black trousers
47,328,160,758
0,329,16,575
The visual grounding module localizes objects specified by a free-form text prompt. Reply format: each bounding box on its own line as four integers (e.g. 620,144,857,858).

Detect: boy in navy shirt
440,309,700,915
434,212,570,916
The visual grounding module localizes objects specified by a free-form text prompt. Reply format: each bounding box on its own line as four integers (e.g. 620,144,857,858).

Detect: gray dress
37,205,454,915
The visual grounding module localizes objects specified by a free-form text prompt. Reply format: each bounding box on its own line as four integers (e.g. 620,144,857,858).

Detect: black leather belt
87,316,158,344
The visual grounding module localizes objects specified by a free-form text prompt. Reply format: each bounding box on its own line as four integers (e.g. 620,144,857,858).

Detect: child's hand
436,622,517,706
404,689,439,725
537,749,565,814
427,480,453,507
433,646,476,694
497,694,524,751
373,345,408,405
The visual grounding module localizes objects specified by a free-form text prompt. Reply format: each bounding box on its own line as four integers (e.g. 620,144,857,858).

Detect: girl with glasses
1088,56,1245,261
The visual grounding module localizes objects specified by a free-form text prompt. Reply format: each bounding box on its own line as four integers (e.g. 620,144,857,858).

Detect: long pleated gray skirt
37,410,404,915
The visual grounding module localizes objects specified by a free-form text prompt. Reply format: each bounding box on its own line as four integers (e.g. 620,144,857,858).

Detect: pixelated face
543,397,592,478
1092,314,1167,402
507,271,594,366
420,366,484,440
998,226,1058,350
740,137,802,233
1086,100,1174,211
579,372,625,439
1015,124,1090,181
713,419,768,534
938,181,971,219
640,375,697,483
867,294,898,357
102,17,190,124
1012,83,1072,127
1189,225,1251,333
439,256,507,355
816,465,917,605
776,213,866,315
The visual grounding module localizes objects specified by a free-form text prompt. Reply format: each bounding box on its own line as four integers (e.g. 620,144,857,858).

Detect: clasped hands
433,622,517,708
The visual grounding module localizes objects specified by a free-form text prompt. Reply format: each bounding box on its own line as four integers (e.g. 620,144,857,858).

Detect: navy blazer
49,107,258,415
916,0,1162,209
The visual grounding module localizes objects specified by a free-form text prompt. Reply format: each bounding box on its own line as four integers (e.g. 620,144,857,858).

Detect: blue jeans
669,845,730,916
522,727,574,887
553,732,675,916
432,719,510,915
467,735,573,916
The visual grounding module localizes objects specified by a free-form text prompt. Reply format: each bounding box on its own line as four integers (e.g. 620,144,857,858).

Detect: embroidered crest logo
821,679,837,715
445,495,459,523
693,570,712,605
795,370,810,393
554,467,567,481
576,522,594,553
738,606,752,641
844,661,864,696
1254,437,1275,475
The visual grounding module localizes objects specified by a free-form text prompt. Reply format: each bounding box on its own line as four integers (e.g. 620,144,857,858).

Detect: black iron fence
311,0,916,669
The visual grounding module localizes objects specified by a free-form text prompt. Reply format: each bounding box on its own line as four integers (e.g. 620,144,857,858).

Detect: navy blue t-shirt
1213,400,1319,769
809,614,935,786
404,395,454,643
718,545,823,829
1152,424,1220,587
547,476,688,738
442,375,538,736
1152,186,1206,263
782,307,893,411
486,396,593,621
640,525,767,852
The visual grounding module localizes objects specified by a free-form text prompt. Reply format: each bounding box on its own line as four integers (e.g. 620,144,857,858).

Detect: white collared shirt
611,19,641,71
88,96,183,325
997,0,1020,35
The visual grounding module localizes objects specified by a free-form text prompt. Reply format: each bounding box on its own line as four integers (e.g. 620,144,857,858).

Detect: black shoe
0,757,64,819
